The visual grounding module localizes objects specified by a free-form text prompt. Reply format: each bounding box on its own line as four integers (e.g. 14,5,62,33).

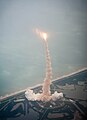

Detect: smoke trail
25,28,63,102
42,40,52,96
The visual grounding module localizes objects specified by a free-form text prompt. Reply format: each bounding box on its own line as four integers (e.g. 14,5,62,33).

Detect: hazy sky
0,0,87,95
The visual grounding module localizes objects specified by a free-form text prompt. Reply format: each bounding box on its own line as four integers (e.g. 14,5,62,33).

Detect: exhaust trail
42,40,52,96
25,28,63,102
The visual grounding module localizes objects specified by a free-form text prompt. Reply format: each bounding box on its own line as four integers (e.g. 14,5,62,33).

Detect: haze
0,0,87,96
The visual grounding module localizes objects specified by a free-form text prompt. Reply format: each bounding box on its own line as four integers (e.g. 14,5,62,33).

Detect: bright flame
35,28,47,41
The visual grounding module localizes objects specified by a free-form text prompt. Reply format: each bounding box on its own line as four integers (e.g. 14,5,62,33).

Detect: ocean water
0,0,87,96
0,37,86,96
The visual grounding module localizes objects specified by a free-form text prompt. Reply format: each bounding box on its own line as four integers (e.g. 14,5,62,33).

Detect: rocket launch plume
42,40,52,96
25,28,63,102
35,28,52,96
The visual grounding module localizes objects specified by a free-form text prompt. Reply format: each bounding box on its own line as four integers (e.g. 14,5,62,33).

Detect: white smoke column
35,28,52,96
25,28,63,102
42,40,52,96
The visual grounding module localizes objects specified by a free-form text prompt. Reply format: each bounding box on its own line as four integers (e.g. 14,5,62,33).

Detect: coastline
0,67,87,102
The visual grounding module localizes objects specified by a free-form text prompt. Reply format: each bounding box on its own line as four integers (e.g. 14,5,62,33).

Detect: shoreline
0,67,87,102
